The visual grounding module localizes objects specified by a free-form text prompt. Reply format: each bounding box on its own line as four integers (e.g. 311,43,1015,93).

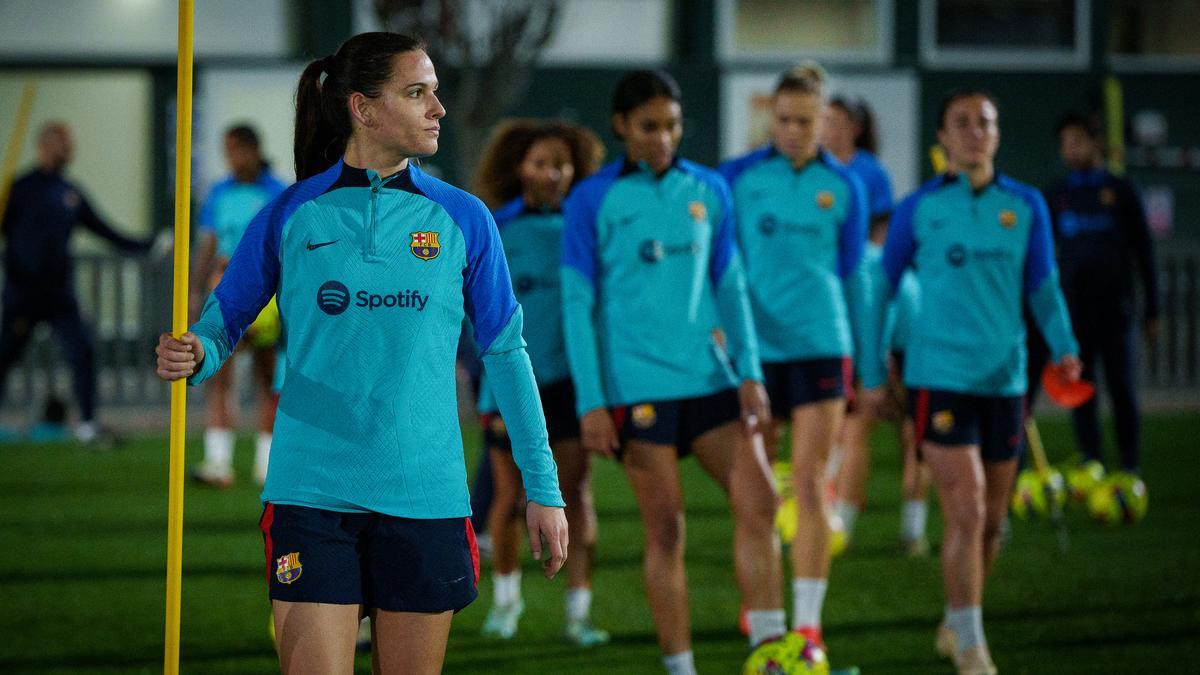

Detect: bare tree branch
372,0,561,182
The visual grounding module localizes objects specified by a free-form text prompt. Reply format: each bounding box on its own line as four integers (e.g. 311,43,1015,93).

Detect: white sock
946,605,985,652
833,500,859,538
203,428,235,473
662,650,696,675
791,578,828,630
492,570,522,606
75,421,97,443
746,609,787,647
255,433,272,484
901,499,928,541
565,586,592,623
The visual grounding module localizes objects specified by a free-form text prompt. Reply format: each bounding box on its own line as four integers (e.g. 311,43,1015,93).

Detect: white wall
0,70,153,242
197,65,304,196
0,0,291,60
722,70,921,197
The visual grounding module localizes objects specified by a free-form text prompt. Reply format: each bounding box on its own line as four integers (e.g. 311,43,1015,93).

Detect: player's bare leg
623,440,690,656
982,458,1019,573
370,607,453,675
482,446,525,639
693,420,783,645
273,600,359,674
789,399,844,642
925,442,995,673
553,438,609,645
833,395,873,545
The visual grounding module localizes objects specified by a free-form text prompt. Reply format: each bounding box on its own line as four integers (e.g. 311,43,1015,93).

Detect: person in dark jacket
0,122,152,443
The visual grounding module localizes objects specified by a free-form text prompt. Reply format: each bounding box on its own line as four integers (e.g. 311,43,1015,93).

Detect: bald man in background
0,122,153,444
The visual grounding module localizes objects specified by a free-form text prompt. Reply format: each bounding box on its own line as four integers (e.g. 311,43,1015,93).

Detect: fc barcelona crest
816,191,835,210
998,210,1017,229
688,201,708,222
276,552,302,584
411,231,441,260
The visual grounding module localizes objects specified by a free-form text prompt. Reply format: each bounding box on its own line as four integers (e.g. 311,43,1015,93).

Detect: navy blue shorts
482,378,579,451
611,387,741,458
909,388,1025,462
763,357,852,418
259,503,480,612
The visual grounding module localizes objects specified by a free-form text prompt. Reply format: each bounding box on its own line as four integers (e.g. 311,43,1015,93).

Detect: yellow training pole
165,1,194,673
1104,76,1125,176
0,82,37,224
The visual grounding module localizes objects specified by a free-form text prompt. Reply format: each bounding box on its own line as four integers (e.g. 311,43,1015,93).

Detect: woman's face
821,105,857,158
223,136,260,179
358,50,446,158
519,136,574,207
613,95,682,174
937,94,1000,172
771,91,824,164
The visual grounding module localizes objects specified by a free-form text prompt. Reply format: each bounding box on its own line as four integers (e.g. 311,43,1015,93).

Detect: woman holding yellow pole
155,32,567,673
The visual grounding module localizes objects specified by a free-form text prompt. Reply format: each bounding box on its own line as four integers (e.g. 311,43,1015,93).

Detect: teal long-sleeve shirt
561,157,763,417
188,160,563,517
861,172,1079,395
719,147,873,369
477,198,570,414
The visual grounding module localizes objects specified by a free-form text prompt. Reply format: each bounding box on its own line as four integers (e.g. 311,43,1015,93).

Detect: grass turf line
0,414,1196,673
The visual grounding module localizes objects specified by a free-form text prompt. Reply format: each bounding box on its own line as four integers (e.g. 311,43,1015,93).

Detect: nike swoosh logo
306,239,339,251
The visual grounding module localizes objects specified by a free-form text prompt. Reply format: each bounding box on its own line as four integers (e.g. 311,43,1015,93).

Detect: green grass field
1,413,1197,674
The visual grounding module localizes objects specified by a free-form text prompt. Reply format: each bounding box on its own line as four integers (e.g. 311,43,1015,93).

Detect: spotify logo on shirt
317,281,351,315
317,280,430,315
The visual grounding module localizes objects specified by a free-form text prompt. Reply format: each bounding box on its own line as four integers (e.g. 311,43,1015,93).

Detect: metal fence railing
1,244,1197,423
1,253,174,420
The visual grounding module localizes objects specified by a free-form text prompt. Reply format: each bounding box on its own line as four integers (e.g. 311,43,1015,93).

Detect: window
920,0,1090,70
717,0,893,65
1109,0,1200,71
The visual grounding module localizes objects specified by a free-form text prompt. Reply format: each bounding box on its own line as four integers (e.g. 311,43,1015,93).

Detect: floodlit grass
0,414,1197,673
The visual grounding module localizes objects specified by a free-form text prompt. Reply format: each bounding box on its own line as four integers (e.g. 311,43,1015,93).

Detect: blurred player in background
0,121,154,444
563,69,782,675
720,64,870,664
1036,111,1159,484
823,96,931,555
862,90,1081,675
156,32,567,674
472,118,609,646
189,124,287,486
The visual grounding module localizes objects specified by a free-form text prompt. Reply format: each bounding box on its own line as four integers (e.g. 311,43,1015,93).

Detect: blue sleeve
837,173,868,280
561,176,609,416
837,172,873,379
188,174,331,384
416,170,563,508
1022,189,1079,361
868,164,895,218
704,169,763,382
860,194,917,388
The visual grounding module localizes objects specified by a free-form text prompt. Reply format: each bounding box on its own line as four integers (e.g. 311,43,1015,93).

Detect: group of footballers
152,28,1158,675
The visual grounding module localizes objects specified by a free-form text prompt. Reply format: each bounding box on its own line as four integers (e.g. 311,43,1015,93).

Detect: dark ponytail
829,97,879,155
294,32,426,179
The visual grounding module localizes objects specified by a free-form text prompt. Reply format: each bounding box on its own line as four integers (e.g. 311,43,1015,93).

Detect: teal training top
199,169,288,258
188,160,564,517
864,242,919,353
477,198,570,414
561,157,763,416
861,172,1079,395
719,147,872,367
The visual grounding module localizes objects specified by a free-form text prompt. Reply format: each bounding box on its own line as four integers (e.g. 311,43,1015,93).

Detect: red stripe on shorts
914,389,931,449
464,517,480,585
259,503,275,586
610,406,627,431
841,356,856,406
